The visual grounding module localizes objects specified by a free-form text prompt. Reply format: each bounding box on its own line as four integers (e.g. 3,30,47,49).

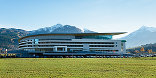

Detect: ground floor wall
25,51,132,58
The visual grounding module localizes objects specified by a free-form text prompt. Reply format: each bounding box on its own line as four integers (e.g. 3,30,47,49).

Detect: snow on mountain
29,24,98,35
121,26,156,48
40,24,63,32
51,25,83,33
83,28,97,33
140,26,156,32
49,24,63,32
29,24,92,35
30,24,63,35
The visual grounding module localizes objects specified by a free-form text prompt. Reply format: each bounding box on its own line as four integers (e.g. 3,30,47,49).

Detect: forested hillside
127,43,156,54
0,28,29,50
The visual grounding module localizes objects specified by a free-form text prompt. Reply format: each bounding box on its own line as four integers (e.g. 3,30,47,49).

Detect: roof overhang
18,32,127,41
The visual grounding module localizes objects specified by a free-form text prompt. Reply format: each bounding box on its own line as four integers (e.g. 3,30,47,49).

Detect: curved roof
19,32,127,41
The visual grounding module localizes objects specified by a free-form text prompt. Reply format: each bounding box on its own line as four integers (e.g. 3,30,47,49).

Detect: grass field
0,58,156,78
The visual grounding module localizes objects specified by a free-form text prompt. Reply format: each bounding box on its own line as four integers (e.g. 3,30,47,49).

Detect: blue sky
0,0,156,38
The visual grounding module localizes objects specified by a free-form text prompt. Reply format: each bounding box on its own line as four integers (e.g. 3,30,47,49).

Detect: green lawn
0,58,156,78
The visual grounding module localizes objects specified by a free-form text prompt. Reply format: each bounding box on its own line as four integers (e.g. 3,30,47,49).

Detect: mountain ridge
121,26,156,48
1,24,156,50
0,24,96,50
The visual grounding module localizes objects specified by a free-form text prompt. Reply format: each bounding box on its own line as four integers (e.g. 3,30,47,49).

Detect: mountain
51,25,83,33
0,28,29,50
29,24,85,35
2,24,156,50
29,24,63,35
121,26,156,48
0,24,97,50
29,24,96,35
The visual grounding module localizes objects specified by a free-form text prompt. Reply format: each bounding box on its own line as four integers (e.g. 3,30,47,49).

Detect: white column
122,42,126,54
65,47,67,52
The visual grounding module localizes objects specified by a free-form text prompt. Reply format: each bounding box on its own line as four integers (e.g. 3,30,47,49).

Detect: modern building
19,33,127,57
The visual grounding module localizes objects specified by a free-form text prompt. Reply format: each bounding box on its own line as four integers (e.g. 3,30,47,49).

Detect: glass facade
75,35,112,39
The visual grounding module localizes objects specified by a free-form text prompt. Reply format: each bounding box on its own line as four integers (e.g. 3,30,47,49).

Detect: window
34,39,39,44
